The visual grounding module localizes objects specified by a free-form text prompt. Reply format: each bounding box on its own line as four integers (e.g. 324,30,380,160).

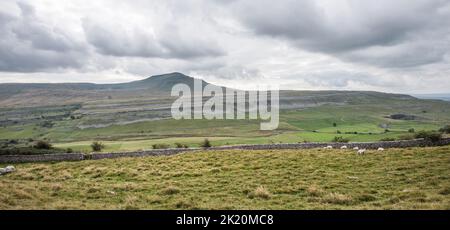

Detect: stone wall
1,138,449,164
0,153,84,164
212,138,450,150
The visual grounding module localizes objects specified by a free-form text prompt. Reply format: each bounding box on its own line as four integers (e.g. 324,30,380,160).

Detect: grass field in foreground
1,146,449,210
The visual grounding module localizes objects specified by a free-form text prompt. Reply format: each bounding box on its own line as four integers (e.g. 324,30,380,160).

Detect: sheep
357,149,366,155
353,146,359,150
340,145,348,149
0,165,15,175
6,165,15,171
377,147,385,151
325,145,333,149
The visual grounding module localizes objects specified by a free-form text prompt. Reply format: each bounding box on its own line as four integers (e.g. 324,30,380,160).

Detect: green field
1,146,449,209
1,103,449,153
1,77,450,153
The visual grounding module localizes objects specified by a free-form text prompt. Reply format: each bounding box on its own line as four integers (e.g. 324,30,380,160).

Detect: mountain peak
145,72,192,81
118,72,207,91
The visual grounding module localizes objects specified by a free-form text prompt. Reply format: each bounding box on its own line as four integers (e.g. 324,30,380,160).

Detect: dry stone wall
1,138,449,164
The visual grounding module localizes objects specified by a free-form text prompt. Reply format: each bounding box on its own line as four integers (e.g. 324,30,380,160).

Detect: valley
1,73,450,153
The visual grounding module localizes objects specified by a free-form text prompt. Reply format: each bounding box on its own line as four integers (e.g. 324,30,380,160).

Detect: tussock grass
1,146,450,210
248,186,271,199
307,185,324,197
322,193,353,205
161,186,180,195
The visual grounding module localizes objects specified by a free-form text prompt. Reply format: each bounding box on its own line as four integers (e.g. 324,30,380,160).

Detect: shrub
200,138,212,148
8,139,18,145
332,136,349,143
336,130,341,134
34,140,52,149
40,121,54,128
380,138,395,142
333,122,337,127
414,131,442,142
408,128,415,133
91,142,105,152
152,143,170,149
66,148,73,153
439,125,450,134
175,143,188,148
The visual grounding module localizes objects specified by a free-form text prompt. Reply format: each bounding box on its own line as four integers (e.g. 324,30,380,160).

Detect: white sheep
353,146,359,150
0,165,15,175
377,147,385,151
357,149,366,155
340,145,348,149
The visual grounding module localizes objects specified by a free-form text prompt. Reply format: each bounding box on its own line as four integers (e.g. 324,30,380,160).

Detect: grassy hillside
1,146,449,210
1,73,450,151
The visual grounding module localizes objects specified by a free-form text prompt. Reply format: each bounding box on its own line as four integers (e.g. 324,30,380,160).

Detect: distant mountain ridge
413,93,450,101
0,72,422,108
0,72,206,91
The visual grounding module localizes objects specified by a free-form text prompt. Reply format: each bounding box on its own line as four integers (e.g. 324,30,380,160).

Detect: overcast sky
0,0,449,93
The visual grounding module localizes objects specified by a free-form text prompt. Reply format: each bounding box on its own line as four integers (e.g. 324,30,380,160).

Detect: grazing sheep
377,147,385,151
353,147,359,150
357,149,366,155
326,145,333,149
0,165,15,175
340,145,348,149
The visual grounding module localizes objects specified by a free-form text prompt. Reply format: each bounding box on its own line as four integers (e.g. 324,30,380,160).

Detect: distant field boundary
1,138,450,164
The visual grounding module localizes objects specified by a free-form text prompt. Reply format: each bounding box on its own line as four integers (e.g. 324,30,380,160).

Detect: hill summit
111,72,209,91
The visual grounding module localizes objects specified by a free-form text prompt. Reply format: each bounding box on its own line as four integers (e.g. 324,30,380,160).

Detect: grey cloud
0,2,87,72
192,65,264,80
343,41,448,68
82,17,225,59
82,18,166,58
296,71,402,89
230,0,450,68
12,3,82,52
1,0,449,94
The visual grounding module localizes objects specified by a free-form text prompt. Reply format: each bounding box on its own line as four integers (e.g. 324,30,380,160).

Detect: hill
0,72,449,148
0,72,215,107
0,72,417,107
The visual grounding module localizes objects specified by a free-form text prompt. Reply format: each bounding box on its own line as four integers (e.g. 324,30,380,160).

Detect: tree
333,122,337,127
414,131,442,142
201,139,212,148
91,142,105,152
34,140,52,149
332,136,349,143
439,125,450,134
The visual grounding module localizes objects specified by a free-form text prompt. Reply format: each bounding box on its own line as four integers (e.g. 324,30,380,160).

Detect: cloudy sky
0,0,449,93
